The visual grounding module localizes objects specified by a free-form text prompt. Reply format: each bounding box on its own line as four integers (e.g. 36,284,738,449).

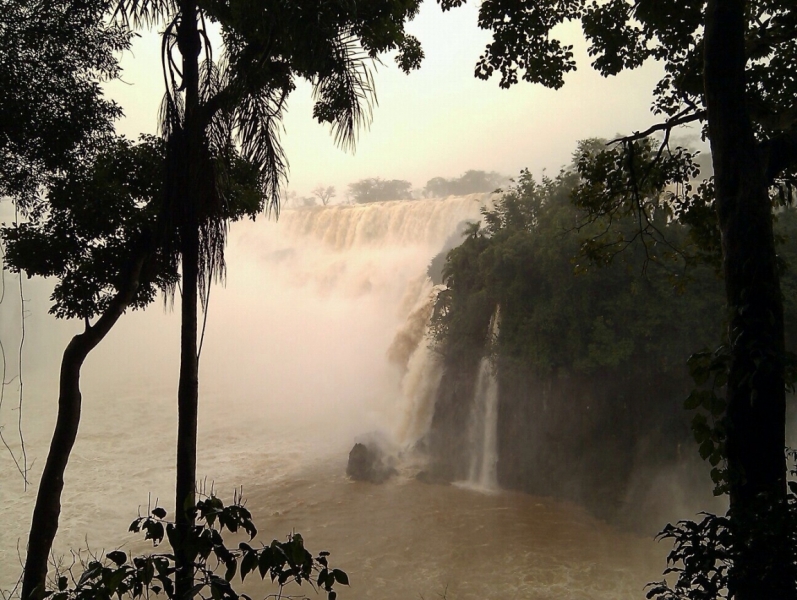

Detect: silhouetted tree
7,136,177,600
312,185,336,206
110,2,425,598
348,177,413,203
0,0,128,205
424,170,507,197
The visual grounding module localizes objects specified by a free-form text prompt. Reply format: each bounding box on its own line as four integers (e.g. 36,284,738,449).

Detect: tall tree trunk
21,257,146,600
174,4,201,599
704,1,795,597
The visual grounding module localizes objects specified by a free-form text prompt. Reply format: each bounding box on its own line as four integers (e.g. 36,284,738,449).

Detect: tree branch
759,128,797,185
608,110,706,145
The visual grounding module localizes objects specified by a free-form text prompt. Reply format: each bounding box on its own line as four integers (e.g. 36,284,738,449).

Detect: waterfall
465,307,501,489
218,194,492,446
390,280,445,448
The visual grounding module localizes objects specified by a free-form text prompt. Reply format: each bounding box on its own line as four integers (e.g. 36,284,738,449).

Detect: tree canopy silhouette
439,0,797,596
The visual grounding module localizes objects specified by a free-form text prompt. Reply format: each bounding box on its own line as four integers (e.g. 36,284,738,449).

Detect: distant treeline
290,170,509,206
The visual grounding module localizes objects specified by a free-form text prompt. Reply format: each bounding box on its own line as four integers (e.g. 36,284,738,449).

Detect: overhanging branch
608,110,706,145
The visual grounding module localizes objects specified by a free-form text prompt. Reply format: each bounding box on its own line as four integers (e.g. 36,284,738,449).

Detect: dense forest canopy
434,153,797,380
433,1,797,594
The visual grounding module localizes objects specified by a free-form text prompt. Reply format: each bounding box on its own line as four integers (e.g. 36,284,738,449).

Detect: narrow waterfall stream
464,307,501,489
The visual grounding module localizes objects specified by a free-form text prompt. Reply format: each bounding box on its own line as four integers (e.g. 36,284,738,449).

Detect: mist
1,192,695,598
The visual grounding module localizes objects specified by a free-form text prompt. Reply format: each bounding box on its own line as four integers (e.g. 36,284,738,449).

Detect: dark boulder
346,442,397,483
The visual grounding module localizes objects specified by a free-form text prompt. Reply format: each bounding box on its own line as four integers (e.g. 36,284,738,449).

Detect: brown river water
1,198,675,598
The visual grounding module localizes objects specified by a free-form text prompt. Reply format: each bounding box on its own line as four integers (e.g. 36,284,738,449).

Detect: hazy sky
104,2,675,201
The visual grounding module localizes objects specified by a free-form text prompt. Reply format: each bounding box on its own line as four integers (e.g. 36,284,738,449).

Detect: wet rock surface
346,442,397,483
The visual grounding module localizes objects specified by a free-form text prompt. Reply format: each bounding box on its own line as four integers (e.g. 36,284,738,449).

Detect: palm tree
20,2,425,598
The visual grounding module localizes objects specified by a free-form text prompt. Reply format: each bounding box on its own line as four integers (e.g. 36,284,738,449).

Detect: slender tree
439,0,797,595
6,136,178,600
0,5,145,598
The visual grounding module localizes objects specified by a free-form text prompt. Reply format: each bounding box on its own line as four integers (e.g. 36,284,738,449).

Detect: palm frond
158,21,184,141
197,211,226,310
112,0,176,28
233,87,288,218
312,31,377,153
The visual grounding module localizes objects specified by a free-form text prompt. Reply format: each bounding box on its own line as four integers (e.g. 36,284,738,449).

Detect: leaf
151,507,167,519
105,568,127,593
241,550,258,581
144,520,165,545
224,557,238,582
106,550,127,566
58,576,68,591
684,391,701,410
211,582,223,600
142,558,155,586
332,569,349,586
699,439,713,460
317,568,329,589
258,547,273,578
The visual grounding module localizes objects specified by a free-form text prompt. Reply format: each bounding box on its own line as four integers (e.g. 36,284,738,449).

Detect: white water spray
466,307,501,489
391,280,446,448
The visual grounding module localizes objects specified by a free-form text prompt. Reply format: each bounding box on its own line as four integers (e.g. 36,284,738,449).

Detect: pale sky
104,2,676,201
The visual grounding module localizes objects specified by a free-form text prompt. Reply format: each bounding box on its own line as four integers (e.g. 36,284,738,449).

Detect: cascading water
390,280,445,449
465,307,501,489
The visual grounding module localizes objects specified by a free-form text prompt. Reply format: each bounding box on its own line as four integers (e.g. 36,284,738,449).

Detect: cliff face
417,173,734,526
495,362,695,523
422,321,703,524
424,308,493,482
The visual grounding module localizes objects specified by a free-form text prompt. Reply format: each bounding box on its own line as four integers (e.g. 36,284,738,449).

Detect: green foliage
432,166,726,378
438,0,797,146
571,138,716,272
2,135,177,321
646,454,797,600
685,346,731,495
47,497,347,600
0,0,130,205
347,178,413,203
0,131,271,321
438,0,797,269
646,512,734,600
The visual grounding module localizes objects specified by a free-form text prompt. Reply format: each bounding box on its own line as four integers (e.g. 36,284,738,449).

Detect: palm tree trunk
704,1,794,597
174,4,201,598
21,257,146,600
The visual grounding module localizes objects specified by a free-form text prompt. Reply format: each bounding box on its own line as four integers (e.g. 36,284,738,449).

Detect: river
0,196,667,599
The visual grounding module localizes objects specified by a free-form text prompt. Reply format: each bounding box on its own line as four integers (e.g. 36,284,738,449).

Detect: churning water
0,196,664,599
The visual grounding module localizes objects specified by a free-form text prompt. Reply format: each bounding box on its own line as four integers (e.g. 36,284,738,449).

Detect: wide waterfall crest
276,193,494,250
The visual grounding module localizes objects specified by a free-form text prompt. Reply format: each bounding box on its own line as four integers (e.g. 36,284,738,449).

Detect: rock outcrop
346,442,397,483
